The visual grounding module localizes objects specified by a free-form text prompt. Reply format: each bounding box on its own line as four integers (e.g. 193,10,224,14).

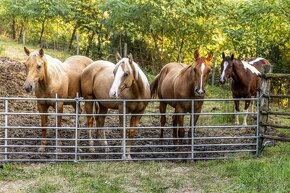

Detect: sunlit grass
0,37,71,62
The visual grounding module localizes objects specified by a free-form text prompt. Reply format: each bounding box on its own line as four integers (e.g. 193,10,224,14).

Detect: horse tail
93,101,100,114
150,74,160,99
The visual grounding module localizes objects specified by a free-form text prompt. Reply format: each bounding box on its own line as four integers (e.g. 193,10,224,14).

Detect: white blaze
220,61,228,81
109,66,125,98
198,63,205,92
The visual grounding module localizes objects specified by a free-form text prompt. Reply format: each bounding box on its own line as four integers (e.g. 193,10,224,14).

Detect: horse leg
96,105,109,152
72,102,82,152
187,101,203,159
84,101,95,152
55,102,64,152
118,107,125,159
234,100,240,125
159,102,167,138
243,100,251,126
175,106,185,157
126,114,142,159
172,115,178,145
37,103,48,152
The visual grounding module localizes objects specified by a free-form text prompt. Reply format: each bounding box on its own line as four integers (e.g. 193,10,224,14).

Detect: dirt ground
0,57,262,162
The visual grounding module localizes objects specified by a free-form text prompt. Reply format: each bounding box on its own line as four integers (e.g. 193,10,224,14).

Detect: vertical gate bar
74,94,79,162
4,98,8,161
191,99,195,159
122,100,126,160
55,94,58,160
256,98,260,155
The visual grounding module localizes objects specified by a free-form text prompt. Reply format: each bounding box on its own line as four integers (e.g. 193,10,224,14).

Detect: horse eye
37,64,42,69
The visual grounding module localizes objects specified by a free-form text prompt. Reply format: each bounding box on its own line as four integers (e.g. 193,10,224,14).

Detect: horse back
247,57,271,73
63,55,94,98
63,55,93,72
81,61,117,108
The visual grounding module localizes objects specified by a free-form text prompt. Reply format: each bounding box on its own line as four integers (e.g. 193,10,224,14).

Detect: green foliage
0,0,290,74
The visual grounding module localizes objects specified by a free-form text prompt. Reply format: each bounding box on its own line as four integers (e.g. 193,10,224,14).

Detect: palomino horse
81,53,150,159
219,53,271,125
150,50,213,149
23,47,93,152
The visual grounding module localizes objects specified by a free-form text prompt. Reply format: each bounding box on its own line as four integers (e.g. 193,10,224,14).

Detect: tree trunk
76,32,79,55
85,31,95,56
177,32,185,63
39,19,46,46
68,24,78,51
151,32,161,61
12,17,16,40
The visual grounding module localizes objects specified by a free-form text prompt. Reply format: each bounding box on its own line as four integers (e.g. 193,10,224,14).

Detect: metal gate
0,97,259,162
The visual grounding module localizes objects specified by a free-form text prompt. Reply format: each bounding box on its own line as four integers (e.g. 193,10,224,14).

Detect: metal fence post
74,93,80,162
191,99,195,160
256,98,260,155
122,100,126,160
55,94,58,159
4,97,8,161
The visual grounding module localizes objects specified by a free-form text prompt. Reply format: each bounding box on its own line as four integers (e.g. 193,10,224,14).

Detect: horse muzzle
24,83,34,93
195,88,205,96
219,78,226,84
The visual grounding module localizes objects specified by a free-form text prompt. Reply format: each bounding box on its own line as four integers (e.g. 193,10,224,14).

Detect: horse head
219,53,234,84
109,53,138,98
23,47,48,92
193,50,213,96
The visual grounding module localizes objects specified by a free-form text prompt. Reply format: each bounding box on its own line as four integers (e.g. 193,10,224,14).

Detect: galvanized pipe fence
0,96,260,162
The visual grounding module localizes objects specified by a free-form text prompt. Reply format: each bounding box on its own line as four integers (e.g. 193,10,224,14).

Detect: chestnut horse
219,53,271,125
23,47,93,152
150,50,213,148
81,53,150,159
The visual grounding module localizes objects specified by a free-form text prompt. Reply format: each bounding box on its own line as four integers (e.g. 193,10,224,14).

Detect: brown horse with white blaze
150,50,213,148
219,53,271,125
81,53,150,159
23,47,93,152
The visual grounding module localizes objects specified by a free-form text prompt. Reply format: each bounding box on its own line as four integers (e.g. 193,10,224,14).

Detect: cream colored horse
24,47,93,152
81,53,150,159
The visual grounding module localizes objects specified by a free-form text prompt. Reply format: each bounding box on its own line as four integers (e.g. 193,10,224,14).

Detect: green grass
1,153,290,193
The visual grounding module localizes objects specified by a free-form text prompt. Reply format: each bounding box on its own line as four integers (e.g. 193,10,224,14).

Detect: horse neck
39,55,64,90
181,65,196,87
130,69,149,99
232,60,248,84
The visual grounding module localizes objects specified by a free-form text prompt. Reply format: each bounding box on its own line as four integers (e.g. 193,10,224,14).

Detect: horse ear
116,52,122,62
222,52,225,59
24,47,30,56
207,51,213,61
128,53,138,80
39,48,44,57
194,50,199,61
230,54,234,61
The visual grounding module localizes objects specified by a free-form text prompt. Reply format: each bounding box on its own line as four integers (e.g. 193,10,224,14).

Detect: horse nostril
24,84,32,93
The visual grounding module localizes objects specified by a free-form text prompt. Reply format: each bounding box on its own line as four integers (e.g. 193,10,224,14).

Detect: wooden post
259,65,272,152
211,56,216,86
76,32,79,55
123,43,127,57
